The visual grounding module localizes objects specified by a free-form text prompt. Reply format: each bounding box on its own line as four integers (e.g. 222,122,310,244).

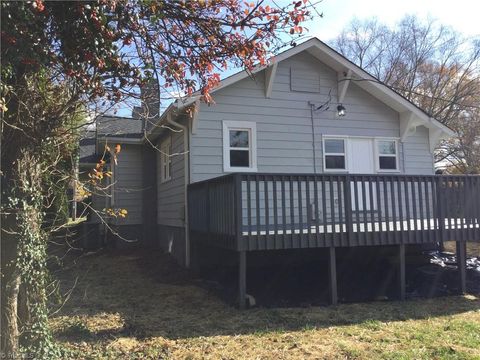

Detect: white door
347,139,375,210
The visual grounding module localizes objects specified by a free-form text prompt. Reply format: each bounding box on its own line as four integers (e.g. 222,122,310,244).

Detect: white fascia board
97,136,143,144
427,117,455,137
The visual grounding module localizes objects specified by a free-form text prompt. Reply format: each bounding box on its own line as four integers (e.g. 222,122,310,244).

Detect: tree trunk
2,271,21,357
1,214,21,357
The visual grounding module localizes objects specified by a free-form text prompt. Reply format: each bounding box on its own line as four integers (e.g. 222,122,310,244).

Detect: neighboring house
81,38,480,308
79,115,145,241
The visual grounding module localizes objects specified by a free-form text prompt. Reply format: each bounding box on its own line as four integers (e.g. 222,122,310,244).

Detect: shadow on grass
52,248,480,343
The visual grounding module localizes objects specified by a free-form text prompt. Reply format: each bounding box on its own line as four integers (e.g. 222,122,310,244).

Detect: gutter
165,113,191,268
97,136,144,144
143,96,200,143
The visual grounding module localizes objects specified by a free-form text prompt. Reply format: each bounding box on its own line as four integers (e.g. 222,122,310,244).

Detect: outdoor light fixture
337,104,346,117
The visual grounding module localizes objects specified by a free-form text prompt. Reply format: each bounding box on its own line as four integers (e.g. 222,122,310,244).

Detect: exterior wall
110,143,145,244
402,126,435,175
88,143,144,242
113,144,144,226
156,124,186,228
155,121,187,264
190,51,434,183
142,144,158,246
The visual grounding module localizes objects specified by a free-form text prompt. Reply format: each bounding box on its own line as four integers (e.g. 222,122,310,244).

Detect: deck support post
399,244,406,301
328,246,338,305
456,241,467,294
239,250,247,310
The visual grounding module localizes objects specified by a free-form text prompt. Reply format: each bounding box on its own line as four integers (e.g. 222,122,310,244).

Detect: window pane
325,155,345,169
230,150,250,167
379,156,397,169
229,130,249,148
325,139,344,153
378,140,396,155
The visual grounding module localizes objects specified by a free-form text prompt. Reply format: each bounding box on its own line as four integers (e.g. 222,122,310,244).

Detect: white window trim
322,136,348,172
375,138,400,173
160,137,172,183
222,120,257,173
322,135,400,173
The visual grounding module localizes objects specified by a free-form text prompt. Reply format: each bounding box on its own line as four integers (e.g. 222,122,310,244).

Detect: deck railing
188,173,480,251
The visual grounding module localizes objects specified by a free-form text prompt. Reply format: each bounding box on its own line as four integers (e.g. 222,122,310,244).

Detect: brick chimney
135,79,160,132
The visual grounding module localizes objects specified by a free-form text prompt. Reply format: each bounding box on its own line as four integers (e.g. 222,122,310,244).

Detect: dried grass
51,249,480,359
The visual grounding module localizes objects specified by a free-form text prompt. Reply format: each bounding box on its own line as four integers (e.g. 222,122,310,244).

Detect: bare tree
333,15,480,172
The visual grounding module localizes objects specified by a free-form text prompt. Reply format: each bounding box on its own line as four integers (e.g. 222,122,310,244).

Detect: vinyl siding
156,125,186,228
403,126,435,175
112,144,144,225
190,51,434,182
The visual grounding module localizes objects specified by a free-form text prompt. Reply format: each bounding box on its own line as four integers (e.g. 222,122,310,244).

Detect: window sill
223,167,258,173
324,169,348,173
160,178,172,184
376,169,401,173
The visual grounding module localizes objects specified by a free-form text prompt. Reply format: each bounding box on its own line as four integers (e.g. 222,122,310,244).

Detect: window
160,137,172,182
377,139,398,171
324,138,346,170
223,121,257,172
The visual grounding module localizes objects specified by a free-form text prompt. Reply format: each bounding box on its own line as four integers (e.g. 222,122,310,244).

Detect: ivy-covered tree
1,0,313,358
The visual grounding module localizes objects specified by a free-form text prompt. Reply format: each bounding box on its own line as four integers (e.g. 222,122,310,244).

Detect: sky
308,0,480,41
113,0,479,117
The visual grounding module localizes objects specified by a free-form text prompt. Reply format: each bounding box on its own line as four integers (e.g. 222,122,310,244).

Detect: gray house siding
156,124,187,265
113,144,144,225
190,52,434,183
156,131,185,227
89,143,144,224
403,126,435,175
86,143,144,246
111,143,144,244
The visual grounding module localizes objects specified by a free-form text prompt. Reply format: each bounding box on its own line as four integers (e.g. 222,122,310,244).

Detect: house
81,38,480,308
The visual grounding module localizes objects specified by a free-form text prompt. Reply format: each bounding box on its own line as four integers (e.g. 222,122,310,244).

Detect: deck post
399,244,406,301
328,246,338,305
239,250,247,310
456,241,467,294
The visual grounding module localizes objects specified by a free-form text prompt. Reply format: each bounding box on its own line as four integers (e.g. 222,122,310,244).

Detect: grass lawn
51,249,480,359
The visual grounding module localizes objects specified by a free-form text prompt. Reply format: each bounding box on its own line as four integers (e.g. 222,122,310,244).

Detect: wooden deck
188,173,480,308
189,173,480,251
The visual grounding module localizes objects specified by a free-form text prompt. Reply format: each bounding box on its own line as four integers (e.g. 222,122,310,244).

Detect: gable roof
159,37,454,140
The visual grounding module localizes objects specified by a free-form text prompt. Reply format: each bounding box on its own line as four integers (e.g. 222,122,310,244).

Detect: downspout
166,114,191,268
